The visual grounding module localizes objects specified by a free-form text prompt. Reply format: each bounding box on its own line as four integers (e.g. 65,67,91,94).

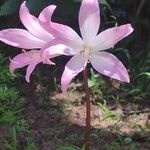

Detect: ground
0,74,150,150
15,82,150,150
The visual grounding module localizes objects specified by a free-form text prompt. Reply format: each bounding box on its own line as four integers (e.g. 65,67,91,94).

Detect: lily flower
9,41,69,82
9,50,55,82
0,1,55,49
0,1,69,82
41,0,134,93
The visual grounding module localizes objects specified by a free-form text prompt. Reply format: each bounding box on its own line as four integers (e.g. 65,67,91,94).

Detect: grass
0,51,150,149
0,53,36,150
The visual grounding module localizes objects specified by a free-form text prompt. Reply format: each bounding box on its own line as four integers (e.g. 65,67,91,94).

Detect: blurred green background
0,0,150,150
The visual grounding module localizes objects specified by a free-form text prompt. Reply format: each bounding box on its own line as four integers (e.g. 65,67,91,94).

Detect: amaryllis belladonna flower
41,0,134,93
9,42,68,82
9,44,69,82
0,1,68,81
0,1,55,49
9,50,55,82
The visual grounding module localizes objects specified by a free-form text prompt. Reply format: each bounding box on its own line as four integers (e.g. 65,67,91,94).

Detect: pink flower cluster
0,0,133,93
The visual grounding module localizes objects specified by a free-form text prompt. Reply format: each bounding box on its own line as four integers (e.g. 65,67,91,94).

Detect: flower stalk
83,66,91,150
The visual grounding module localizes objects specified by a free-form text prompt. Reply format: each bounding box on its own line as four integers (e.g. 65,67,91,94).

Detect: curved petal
61,54,86,93
9,50,47,82
94,24,134,51
41,39,79,62
51,23,84,50
25,63,36,82
9,52,31,74
9,50,42,74
0,29,45,49
79,0,100,42
38,5,57,34
43,59,55,65
90,51,130,83
20,1,53,41
39,5,84,49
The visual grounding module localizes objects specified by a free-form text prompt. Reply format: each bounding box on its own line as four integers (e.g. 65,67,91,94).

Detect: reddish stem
83,66,91,150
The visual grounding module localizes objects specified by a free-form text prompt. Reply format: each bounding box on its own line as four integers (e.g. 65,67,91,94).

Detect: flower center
80,45,93,62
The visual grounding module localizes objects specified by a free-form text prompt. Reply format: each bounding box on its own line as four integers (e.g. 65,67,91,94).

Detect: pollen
80,44,93,61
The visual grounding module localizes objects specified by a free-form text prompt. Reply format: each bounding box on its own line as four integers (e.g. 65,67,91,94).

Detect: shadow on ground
12,82,149,150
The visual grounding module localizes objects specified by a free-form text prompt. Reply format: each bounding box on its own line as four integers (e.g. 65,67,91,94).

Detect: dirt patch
20,91,150,149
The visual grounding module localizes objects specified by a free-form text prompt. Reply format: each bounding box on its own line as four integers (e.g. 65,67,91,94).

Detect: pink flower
9,50,55,82
0,1,69,82
41,0,134,93
9,42,69,82
0,1,55,49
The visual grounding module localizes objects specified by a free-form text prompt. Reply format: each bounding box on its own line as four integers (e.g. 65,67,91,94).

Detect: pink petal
25,63,36,82
0,29,45,49
38,5,82,49
41,39,79,62
43,59,55,65
9,50,42,74
61,54,86,93
90,51,130,83
9,50,54,82
79,0,100,42
51,23,84,50
38,5,57,34
94,24,134,51
20,1,53,41
9,52,31,74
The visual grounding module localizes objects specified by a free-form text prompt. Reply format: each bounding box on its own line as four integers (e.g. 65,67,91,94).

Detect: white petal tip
21,1,27,7
26,79,30,83
126,78,130,83
127,24,134,33
121,24,134,35
42,59,55,65
25,76,30,83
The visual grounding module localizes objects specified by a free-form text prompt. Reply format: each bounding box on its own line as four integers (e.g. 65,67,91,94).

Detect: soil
20,84,150,150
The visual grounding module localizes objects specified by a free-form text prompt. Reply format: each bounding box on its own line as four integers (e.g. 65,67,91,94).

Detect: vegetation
0,0,150,149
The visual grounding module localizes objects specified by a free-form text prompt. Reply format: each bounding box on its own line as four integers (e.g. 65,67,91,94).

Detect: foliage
57,146,81,150
0,53,34,149
0,0,150,149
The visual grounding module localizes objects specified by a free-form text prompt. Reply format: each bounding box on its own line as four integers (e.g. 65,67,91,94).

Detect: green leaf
124,137,132,145
26,0,51,14
0,0,22,16
99,0,109,5
137,72,150,79
99,0,113,13
57,146,81,150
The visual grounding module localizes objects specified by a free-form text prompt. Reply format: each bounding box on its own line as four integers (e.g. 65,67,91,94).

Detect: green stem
136,0,145,17
83,66,91,150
